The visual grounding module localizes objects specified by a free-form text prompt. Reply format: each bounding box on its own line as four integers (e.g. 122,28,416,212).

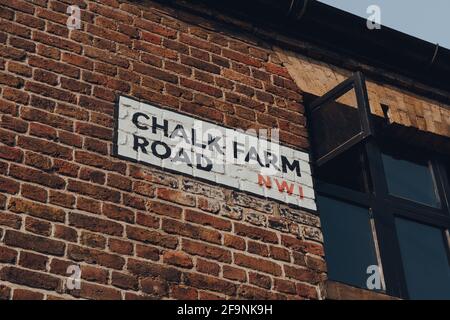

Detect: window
310,73,450,299
395,218,450,299
318,195,379,289
381,149,440,208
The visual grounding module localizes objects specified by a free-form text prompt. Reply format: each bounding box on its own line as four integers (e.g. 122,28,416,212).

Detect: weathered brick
69,212,123,236
184,273,236,296
156,188,195,207
19,251,48,271
126,225,178,249
0,267,61,291
234,223,278,244
185,209,232,231
8,197,65,222
127,258,181,282
182,239,231,263
4,230,65,256
25,216,51,236
67,244,125,270
234,253,282,276
162,218,221,245
67,180,121,203
163,251,193,269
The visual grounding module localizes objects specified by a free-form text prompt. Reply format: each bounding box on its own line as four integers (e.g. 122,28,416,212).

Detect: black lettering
207,134,224,154
245,146,265,167
281,156,301,177
150,141,171,159
133,135,149,153
196,153,213,171
191,128,206,148
233,141,245,159
170,124,190,144
132,112,150,130
152,116,169,137
173,148,192,166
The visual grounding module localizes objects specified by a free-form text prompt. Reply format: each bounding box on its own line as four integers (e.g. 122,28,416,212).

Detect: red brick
284,265,320,284
80,265,108,284
8,197,65,222
62,52,94,70
21,184,48,203
76,282,121,300
1,115,28,133
49,191,75,209
196,258,220,276
32,30,81,54
296,282,318,299
105,173,132,192
1,266,61,291
67,244,125,270
4,230,65,256
25,216,51,236
75,151,125,174
182,239,231,263
0,145,23,162
0,212,22,229
224,234,246,250
234,223,278,244
109,238,133,255
52,159,79,177
13,289,44,300
9,164,66,189
18,136,73,160
0,246,18,264
81,231,106,249
163,218,221,245
2,87,29,104
163,251,193,269
127,258,181,282
281,235,325,256
189,207,230,230
249,272,272,289
156,188,195,206
274,279,297,295
112,271,138,290
136,244,160,261
54,225,78,242
234,253,282,276
170,285,198,300
180,78,222,98
68,179,121,203
184,273,236,296
102,203,135,223
223,265,247,282
69,212,123,236
126,225,178,249
19,251,48,271
147,200,182,219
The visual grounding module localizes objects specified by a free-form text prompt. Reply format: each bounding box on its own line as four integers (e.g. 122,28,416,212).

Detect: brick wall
0,0,325,299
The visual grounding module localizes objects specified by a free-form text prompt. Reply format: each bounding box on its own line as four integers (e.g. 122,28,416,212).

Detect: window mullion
364,140,409,298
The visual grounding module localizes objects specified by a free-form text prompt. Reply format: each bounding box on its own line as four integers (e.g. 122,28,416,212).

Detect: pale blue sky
318,0,450,49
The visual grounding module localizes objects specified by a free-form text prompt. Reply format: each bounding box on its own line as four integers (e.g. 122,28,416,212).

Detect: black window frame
309,72,374,167
308,73,450,299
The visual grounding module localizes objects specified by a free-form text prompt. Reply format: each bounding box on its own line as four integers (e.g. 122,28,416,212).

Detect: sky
318,0,450,49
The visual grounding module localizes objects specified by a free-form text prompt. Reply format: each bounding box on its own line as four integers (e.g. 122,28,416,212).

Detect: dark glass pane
318,195,379,289
310,87,363,163
315,145,371,193
382,152,440,208
395,218,450,299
